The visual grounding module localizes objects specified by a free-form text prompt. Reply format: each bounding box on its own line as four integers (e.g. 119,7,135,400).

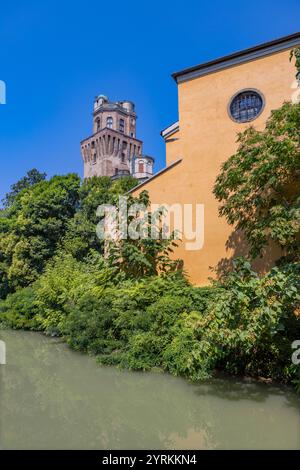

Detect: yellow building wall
165,129,181,165
132,48,297,285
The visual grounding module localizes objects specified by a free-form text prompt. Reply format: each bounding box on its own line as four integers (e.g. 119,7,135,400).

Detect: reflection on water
0,329,299,450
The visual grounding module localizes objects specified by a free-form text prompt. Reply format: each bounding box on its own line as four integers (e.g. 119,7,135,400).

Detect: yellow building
130,32,300,285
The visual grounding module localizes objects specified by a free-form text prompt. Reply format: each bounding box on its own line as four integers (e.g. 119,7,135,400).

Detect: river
0,329,299,449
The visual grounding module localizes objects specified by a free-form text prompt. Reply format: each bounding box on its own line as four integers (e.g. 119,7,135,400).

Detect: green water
0,329,299,450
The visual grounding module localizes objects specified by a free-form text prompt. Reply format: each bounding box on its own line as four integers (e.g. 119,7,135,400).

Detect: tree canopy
0,171,142,297
2,168,47,208
0,173,81,295
214,101,300,262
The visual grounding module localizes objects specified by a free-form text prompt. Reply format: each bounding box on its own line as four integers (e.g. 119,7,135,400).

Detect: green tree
0,173,81,295
0,172,137,295
62,175,138,259
2,168,47,208
214,101,300,261
107,191,182,277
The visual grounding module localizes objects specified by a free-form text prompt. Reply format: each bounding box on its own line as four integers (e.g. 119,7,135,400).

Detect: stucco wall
165,128,181,165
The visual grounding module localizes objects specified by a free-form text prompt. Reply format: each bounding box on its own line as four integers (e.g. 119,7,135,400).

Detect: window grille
106,116,113,128
230,91,263,123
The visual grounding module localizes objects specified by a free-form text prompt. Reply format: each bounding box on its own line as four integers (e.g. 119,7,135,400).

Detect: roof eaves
172,32,300,84
160,121,180,139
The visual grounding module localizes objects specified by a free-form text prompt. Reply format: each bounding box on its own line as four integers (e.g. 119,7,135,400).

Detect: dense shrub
0,287,40,329
63,273,217,372
197,259,300,381
58,257,300,386
0,252,299,387
34,252,120,335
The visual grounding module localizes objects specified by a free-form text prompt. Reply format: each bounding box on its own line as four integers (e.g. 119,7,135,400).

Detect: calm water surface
0,329,299,450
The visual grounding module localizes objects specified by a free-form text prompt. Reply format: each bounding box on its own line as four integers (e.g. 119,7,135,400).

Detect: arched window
106,116,113,128
96,118,101,131
229,90,264,123
138,161,144,173
119,119,125,133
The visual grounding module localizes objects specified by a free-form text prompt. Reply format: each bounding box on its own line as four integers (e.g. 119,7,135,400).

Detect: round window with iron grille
229,90,264,123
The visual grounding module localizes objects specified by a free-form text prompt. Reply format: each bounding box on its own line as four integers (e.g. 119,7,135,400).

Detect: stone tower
80,95,154,181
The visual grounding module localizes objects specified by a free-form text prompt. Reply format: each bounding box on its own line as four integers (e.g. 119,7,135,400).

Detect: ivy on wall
290,47,300,83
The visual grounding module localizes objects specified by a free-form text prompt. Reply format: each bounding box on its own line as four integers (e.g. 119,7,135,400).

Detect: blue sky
0,0,299,200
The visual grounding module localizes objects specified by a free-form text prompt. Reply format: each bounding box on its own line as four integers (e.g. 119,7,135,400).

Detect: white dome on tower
94,95,109,110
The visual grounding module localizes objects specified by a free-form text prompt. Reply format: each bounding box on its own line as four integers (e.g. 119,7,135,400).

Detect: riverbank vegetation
0,101,299,391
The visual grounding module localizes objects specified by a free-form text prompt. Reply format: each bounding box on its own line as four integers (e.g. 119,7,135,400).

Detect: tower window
106,116,113,128
229,90,264,123
96,119,101,131
138,162,144,173
119,119,125,133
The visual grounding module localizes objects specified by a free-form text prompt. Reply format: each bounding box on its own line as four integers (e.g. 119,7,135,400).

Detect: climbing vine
290,47,300,83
